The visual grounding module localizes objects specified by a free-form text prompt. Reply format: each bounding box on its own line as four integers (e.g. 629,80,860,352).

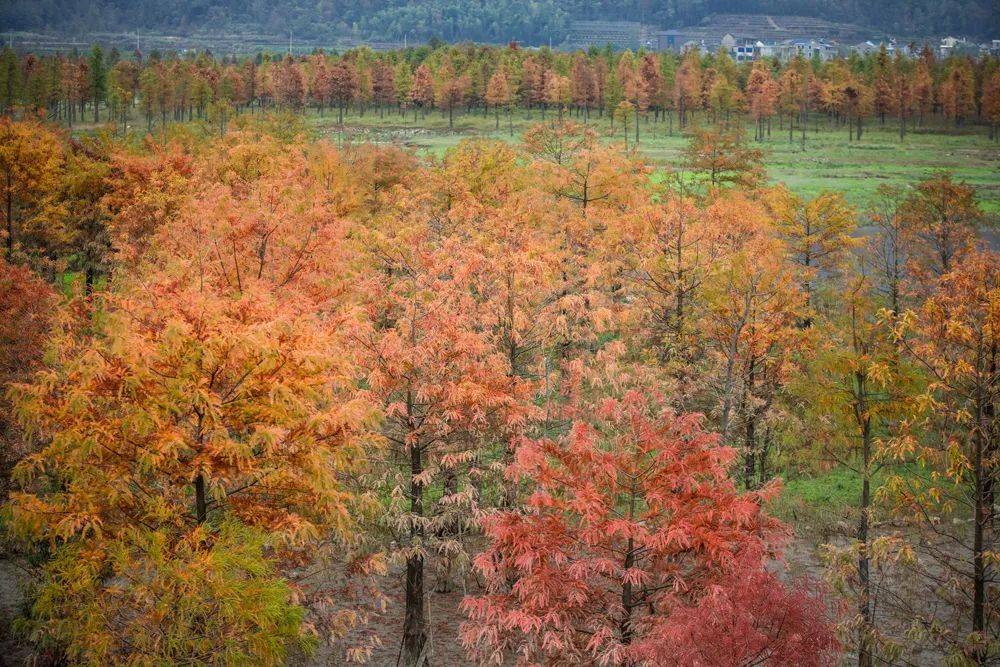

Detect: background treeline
2,42,999,141
1,0,998,45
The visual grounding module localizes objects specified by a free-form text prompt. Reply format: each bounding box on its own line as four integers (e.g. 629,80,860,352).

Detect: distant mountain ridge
1,0,996,46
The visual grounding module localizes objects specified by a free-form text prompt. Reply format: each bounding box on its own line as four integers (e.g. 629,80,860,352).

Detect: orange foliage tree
897,173,986,282
887,251,999,661
7,142,381,664
0,117,63,263
682,125,765,190
769,187,858,319
357,189,530,666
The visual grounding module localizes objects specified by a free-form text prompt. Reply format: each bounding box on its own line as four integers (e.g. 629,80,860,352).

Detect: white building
734,38,836,63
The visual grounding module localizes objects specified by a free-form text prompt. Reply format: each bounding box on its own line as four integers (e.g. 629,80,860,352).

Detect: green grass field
767,466,876,543
307,108,1000,216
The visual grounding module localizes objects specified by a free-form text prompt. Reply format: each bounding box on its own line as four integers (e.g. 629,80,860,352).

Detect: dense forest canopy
0,12,997,661
2,0,998,45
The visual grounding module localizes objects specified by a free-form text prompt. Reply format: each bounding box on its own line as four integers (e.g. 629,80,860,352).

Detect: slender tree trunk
857,380,873,667
194,474,207,524
744,359,757,489
719,297,749,442
620,535,635,648
402,445,428,665
972,385,990,651
620,488,638,650
85,263,95,294
402,388,428,666
503,300,520,508
5,179,12,260
985,343,997,520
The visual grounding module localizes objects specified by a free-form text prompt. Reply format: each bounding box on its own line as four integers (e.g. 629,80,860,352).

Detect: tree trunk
743,357,757,489
194,473,207,524
620,535,635,647
972,377,990,651
402,438,428,666
5,180,12,261
620,487,638,649
857,384,873,667
984,343,997,520
402,376,428,666
719,299,748,442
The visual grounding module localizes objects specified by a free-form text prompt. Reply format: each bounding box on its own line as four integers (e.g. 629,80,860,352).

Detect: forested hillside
2,0,997,45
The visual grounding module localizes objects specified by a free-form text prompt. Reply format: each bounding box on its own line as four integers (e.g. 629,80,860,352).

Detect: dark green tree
88,45,108,123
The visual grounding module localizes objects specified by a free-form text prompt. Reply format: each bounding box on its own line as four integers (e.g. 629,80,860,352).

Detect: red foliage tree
371,60,396,116
409,63,435,116
328,59,359,124
462,389,838,666
272,56,305,110
0,258,54,498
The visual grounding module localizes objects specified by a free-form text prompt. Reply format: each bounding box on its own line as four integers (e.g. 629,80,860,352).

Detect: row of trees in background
2,41,999,139
0,110,996,663
2,0,998,47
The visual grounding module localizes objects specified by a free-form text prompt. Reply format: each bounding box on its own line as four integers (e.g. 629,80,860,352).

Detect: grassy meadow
307,107,1000,215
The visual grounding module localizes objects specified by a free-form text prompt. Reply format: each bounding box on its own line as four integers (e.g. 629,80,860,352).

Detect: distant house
731,37,757,62
851,40,881,56
731,37,837,62
681,39,703,54
654,23,862,62
718,33,758,62
789,38,837,60
755,40,777,59
849,39,913,58
755,40,802,60
939,36,960,55
938,36,980,57
654,29,698,52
